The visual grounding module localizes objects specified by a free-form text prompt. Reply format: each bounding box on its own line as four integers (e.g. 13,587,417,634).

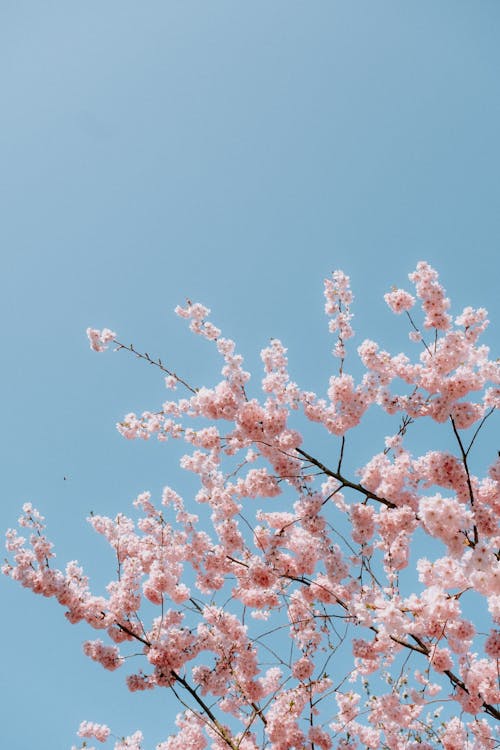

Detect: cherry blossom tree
4,261,500,749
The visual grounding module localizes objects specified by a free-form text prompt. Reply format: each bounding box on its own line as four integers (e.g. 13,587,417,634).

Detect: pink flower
409,261,452,330
78,721,110,743
484,629,500,658
384,287,415,314
114,731,143,750
83,639,123,671
86,327,116,352
430,646,453,673
6,261,500,748
292,656,314,681
324,270,354,358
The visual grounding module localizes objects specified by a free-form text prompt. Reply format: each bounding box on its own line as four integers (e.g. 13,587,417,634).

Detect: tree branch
113,339,198,394
296,447,396,509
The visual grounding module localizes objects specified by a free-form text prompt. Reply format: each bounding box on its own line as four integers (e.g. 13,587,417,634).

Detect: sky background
1,2,500,748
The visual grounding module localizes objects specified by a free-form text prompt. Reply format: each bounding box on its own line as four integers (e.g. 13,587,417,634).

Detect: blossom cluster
5,262,500,749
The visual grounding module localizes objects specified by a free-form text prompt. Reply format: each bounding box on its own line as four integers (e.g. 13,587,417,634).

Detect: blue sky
1,3,500,748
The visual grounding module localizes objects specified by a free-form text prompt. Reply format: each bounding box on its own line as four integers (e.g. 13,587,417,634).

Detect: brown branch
295,447,396,509
337,436,346,474
450,415,479,546
405,311,432,356
115,620,151,647
465,407,495,457
170,670,239,749
114,619,239,746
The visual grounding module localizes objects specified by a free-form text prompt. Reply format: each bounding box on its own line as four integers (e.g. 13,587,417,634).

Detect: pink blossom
350,502,375,544
292,656,314,681
440,717,467,750
429,646,453,673
484,629,500,658
384,287,415,313
409,261,452,330
78,721,110,743
113,731,143,750
157,712,207,750
83,639,123,671
86,327,116,352
5,261,500,748
324,270,354,358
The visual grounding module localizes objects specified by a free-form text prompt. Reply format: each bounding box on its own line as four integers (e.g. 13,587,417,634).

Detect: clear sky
1,3,500,748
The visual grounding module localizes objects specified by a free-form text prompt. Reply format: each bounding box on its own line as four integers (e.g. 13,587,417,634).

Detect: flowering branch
7,262,500,749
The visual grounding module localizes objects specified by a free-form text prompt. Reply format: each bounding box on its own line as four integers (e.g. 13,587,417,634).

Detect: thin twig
450,415,479,545
465,407,495,457
113,339,198,394
337,436,346,474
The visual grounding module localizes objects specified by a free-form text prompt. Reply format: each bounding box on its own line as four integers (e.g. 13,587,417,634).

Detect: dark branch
296,447,396,509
